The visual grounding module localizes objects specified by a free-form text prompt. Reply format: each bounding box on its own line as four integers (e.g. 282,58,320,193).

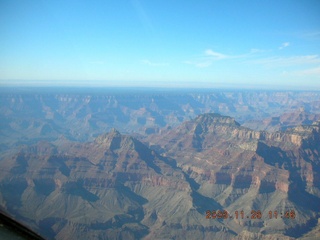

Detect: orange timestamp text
206,210,296,220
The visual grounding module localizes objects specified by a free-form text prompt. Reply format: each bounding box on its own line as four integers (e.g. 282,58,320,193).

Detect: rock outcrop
146,113,320,238
0,109,320,239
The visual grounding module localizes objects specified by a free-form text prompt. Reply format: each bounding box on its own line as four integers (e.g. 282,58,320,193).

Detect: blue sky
0,0,320,89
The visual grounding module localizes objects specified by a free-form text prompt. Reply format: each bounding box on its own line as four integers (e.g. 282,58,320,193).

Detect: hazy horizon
1,79,320,91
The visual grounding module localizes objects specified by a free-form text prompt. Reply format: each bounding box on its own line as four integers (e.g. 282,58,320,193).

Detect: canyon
0,88,319,239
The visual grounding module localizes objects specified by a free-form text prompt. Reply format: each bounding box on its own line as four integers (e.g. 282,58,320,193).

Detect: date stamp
205,210,296,220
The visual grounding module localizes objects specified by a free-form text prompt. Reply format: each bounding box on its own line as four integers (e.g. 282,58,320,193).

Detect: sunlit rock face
1,88,320,240
0,130,230,239
147,113,320,238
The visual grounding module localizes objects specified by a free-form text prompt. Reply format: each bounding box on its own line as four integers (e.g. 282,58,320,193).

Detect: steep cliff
147,113,320,238
0,130,233,239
